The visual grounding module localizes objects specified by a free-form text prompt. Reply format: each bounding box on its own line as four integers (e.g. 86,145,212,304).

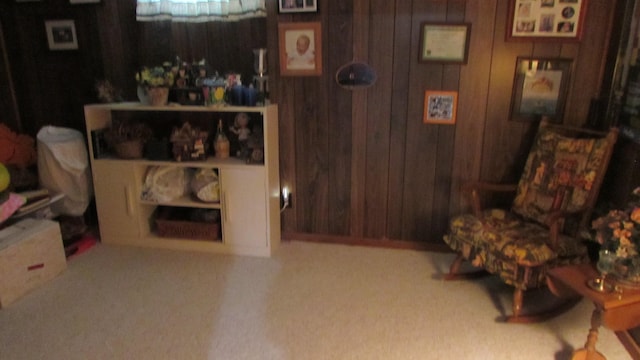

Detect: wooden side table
547,263,640,359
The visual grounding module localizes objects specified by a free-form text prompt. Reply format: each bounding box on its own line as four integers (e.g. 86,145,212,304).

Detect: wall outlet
281,189,292,210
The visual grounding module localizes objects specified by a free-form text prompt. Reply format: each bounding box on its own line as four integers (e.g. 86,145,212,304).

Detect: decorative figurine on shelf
247,124,264,164
230,113,251,159
169,122,208,161
176,65,189,89
214,119,230,159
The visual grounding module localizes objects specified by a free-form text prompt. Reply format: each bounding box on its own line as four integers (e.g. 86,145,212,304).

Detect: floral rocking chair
443,119,618,323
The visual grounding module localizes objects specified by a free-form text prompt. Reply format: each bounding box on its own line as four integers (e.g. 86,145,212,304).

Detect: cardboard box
0,219,67,308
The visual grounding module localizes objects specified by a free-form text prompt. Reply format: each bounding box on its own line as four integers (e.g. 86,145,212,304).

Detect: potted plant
104,120,152,159
136,63,175,106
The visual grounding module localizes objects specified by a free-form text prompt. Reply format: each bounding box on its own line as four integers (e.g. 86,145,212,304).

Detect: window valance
136,0,266,22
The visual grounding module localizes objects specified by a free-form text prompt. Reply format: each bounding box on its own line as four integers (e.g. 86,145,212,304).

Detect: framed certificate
419,23,471,64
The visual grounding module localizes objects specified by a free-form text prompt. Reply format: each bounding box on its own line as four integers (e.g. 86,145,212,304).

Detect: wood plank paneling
1,0,620,247
386,2,413,240
431,0,466,242
401,1,448,241
350,0,370,238
364,0,395,238
449,1,497,216
327,0,353,235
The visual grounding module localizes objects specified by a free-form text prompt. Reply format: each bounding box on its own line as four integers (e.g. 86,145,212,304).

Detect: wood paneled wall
274,0,618,249
0,0,618,250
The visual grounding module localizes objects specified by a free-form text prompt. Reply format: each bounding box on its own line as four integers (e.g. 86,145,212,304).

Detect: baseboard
281,231,452,253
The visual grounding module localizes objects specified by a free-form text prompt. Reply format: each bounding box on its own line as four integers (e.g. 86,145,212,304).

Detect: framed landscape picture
509,57,573,122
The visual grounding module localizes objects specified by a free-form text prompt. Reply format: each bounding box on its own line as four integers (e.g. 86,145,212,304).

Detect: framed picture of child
278,22,322,76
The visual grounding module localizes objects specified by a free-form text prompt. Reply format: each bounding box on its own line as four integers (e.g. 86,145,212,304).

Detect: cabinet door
220,167,267,248
92,162,140,241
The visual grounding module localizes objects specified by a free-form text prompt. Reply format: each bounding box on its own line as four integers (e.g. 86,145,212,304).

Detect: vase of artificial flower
591,187,640,287
147,86,170,106
137,85,150,104
136,64,175,106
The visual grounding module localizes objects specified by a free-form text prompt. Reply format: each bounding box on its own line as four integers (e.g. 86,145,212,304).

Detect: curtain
136,0,266,22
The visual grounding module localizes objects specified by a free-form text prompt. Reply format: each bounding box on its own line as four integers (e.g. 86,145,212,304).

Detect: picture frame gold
419,23,471,64
45,20,78,51
423,90,458,125
507,0,587,42
278,22,322,77
509,57,573,122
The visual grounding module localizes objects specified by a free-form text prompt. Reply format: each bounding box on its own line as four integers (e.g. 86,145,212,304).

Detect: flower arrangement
592,187,640,258
591,187,640,283
136,64,175,88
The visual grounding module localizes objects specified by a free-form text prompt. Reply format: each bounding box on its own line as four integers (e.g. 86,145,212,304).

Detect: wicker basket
113,140,144,159
154,208,220,241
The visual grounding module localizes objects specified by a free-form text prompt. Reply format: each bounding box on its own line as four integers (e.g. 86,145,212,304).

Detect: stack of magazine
13,189,64,219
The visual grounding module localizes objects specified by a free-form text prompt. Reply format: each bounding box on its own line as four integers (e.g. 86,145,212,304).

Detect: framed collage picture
423,91,458,125
507,0,587,41
278,0,317,13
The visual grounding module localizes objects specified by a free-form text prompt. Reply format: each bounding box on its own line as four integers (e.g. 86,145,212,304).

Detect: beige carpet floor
0,241,632,360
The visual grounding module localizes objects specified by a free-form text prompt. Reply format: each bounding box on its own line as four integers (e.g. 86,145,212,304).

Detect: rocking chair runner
443,119,618,323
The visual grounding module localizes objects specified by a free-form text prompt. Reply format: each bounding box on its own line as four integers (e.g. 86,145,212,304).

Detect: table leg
572,307,606,360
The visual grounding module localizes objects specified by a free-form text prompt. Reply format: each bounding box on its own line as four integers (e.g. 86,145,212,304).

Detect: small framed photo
419,23,471,64
424,90,458,125
45,20,78,51
507,0,587,41
278,22,322,76
279,0,318,13
509,57,573,122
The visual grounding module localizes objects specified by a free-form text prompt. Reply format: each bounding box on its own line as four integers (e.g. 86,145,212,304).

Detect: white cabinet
84,103,280,257
221,167,267,249
91,161,141,241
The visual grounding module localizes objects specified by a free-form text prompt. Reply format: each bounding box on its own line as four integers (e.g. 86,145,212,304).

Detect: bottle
214,119,230,159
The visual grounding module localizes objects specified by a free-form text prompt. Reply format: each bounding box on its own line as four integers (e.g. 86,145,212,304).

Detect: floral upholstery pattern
512,129,611,225
444,209,588,289
442,121,617,321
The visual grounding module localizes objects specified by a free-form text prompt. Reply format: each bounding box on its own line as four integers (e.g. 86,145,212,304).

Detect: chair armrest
545,208,589,249
462,182,518,219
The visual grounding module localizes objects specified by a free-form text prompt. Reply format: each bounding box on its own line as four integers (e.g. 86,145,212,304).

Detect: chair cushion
511,128,611,225
445,209,587,267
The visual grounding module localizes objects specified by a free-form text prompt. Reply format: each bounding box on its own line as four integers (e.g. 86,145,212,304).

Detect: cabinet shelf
140,196,221,209
84,103,281,257
93,154,262,168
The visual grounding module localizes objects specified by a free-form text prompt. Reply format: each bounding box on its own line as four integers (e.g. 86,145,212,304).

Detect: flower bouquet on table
591,187,640,286
136,63,175,106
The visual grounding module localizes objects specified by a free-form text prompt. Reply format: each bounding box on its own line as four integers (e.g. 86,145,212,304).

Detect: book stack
13,189,64,218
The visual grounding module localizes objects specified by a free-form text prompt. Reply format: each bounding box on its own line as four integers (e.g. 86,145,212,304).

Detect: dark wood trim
282,231,453,252
0,19,21,132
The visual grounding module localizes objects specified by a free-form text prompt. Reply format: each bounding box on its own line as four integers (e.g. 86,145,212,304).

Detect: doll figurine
230,113,251,158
